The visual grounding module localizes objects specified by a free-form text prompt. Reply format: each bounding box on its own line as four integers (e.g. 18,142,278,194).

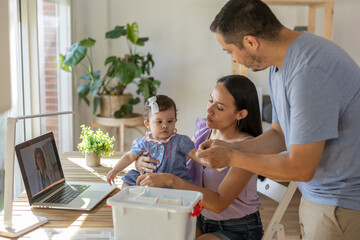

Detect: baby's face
146,107,177,140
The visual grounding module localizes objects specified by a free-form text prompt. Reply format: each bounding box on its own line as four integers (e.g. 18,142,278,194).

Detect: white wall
70,0,360,150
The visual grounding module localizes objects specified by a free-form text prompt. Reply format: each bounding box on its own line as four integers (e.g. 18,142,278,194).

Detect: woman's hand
106,169,119,186
136,173,173,188
197,139,233,169
135,152,159,174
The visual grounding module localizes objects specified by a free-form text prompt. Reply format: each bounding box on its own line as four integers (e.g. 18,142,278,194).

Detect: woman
137,75,264,240
33,147,52,193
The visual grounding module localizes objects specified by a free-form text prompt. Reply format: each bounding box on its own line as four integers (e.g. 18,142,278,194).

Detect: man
197,0,360,239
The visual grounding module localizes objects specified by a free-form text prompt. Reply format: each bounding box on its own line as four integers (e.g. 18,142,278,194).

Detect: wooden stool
91,113,145,152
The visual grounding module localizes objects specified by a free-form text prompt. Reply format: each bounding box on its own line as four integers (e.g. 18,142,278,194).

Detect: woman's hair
144,95,177,120
34,147,46,170
217,75,263,137
210,0,283,49
218,75,265,181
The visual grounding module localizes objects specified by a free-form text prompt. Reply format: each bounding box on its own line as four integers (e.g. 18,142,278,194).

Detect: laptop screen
15,132,65,204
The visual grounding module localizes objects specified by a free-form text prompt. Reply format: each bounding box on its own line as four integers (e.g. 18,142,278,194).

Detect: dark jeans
197,211,263,240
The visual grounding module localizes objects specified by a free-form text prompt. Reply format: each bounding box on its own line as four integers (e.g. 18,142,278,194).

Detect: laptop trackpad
82,191,106,199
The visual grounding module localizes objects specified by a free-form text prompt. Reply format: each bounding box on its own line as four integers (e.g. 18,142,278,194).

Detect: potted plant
77,125,116,167
59,22,160,118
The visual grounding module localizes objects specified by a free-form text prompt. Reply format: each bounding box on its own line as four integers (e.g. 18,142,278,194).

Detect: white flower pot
85,152,101,167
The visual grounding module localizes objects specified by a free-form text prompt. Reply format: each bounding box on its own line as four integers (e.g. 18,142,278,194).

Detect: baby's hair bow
148,96,159,114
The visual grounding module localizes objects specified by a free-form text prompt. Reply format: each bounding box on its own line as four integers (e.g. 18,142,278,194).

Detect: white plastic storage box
107,186,203,240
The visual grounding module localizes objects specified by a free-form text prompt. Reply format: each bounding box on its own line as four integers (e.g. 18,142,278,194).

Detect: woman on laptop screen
33,147,52,193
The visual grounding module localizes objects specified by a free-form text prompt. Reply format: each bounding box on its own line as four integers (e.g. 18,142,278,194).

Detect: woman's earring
237,119,241,126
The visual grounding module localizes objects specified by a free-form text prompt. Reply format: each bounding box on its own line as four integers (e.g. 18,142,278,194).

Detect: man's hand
135,152,159,174
198,139,233,151
197,139,233,169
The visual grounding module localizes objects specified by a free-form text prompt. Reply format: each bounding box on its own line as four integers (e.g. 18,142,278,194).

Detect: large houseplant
59,22,160,118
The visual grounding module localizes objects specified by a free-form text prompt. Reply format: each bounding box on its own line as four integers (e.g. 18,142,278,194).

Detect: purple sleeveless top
187,118,260,220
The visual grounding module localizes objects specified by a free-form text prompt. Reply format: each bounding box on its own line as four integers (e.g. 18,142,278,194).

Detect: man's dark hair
210,0,283,49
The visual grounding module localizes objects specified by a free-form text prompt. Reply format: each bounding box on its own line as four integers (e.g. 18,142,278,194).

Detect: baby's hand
106,169,119,186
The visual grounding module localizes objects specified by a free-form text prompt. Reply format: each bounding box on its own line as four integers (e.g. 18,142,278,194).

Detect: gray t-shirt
269,32,360,210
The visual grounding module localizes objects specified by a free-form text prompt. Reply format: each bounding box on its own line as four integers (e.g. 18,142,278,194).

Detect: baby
107,95,198,188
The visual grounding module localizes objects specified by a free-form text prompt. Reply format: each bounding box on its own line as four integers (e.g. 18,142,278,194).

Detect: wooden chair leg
274,224,286,240
115,127,120,152
120,124,125,152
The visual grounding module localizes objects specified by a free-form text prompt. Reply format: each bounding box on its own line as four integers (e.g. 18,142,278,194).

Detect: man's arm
235,122,287,154
198,139,325,181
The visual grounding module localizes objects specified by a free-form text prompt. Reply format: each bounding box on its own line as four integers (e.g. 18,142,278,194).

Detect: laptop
15,132,117,211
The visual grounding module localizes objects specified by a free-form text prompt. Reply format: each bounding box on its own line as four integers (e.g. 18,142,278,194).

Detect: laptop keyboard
44,184,90,204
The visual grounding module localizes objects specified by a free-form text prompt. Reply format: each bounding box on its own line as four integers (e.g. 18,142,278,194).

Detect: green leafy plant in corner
77,125,116,157
59,22,161,117
59,38,102,112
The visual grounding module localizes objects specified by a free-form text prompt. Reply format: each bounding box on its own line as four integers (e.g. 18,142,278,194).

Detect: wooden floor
259,188,302,239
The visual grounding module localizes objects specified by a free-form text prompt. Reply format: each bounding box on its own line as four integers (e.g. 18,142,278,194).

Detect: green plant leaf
79,93,90,106
154,79,161,86
137,78,150,99
116,62,141,86
113,60,126,77
77,82,91,95
80,73,91,81
93,96,100,114
105,60,118,78
91,78,103,96
59,54,71,72
136,37,149,46
113,97,139,118
104,56,118,65
129,97,140,105
147,53,155,67
128,54,143,69
105,26,126,39
81,70,101,82
93,70,101,79
127,22,139,44
114,103,133,118
64,42,87,68
137,77,161,100
144,85,150,99
79,38,96,48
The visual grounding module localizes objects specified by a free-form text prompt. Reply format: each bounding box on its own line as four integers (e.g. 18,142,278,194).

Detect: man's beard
243,51,267,72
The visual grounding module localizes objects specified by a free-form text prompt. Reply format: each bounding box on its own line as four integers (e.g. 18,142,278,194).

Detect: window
0,0,72,211
37,0,72,151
